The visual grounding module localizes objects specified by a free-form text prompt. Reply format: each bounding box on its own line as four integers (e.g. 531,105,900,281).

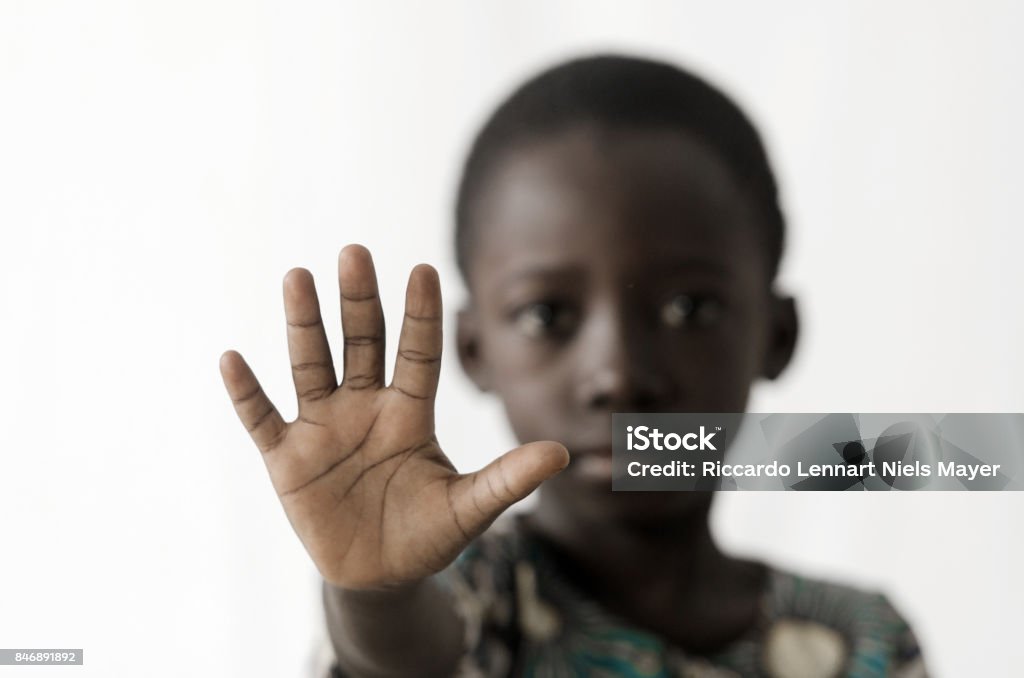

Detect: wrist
329,577,427,605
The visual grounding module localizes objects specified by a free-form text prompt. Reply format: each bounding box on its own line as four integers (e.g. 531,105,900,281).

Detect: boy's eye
513,302,576,338
660,294,722,329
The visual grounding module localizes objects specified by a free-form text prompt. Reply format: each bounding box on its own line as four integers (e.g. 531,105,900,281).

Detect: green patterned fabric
440,516,927,678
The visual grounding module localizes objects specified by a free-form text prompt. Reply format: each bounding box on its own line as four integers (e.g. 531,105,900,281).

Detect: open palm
220,245,567,589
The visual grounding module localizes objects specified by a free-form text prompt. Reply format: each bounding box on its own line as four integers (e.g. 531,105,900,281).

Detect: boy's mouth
567,445,615,482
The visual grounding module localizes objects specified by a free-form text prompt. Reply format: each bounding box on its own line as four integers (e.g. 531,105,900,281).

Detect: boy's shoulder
764,568,926,676
767,566,909,627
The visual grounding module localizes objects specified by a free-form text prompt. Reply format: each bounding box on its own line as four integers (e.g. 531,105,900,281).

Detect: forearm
323,576,465,678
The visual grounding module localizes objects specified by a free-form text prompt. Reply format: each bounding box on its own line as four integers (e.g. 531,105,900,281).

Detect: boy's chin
543,473,715,526
602,490,714,526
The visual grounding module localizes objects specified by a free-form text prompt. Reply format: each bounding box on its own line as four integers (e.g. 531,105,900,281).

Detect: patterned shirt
320,516,927,677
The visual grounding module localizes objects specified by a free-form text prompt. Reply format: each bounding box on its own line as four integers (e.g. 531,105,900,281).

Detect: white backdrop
1,2,1022,676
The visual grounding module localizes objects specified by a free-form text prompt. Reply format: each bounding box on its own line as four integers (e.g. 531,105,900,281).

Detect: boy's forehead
468,125,763,283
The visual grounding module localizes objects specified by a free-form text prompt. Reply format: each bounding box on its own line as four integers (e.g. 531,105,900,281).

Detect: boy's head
453,55,798,518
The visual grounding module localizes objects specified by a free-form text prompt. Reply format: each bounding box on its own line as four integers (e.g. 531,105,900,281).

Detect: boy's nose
574,306,673,412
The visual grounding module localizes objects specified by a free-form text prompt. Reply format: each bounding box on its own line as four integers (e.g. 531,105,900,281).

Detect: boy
221,55,926,677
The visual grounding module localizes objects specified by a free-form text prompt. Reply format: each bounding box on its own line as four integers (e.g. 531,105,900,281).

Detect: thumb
450,441,569,536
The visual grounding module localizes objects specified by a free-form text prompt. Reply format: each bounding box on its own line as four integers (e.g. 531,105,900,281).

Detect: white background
1,2,1022,676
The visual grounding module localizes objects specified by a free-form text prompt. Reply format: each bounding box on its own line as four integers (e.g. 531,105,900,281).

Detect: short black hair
454,54,786,282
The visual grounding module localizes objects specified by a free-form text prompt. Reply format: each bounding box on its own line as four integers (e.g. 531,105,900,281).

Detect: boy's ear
456,307,492,392
762,294,799,380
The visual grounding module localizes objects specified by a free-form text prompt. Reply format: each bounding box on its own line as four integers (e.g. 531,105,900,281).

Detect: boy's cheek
495,379,575,441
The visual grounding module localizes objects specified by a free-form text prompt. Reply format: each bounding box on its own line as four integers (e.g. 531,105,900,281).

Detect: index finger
390,264,442,401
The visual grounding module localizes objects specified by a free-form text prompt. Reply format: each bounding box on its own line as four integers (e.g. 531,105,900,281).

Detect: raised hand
220,245,568,589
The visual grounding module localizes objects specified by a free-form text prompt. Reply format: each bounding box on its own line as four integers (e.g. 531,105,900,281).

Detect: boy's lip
568,444,613,459
566,445,615,482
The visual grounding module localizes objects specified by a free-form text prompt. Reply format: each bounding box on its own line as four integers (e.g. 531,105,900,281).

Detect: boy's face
458,125,796,518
